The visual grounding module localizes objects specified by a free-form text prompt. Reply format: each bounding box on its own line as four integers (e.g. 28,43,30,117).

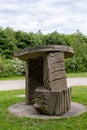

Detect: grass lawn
0,72,87,81
0,76,25,80
0,86,87,130
67,72,87,78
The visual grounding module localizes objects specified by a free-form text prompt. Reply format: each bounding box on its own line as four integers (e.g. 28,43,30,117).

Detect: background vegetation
0,27,87,77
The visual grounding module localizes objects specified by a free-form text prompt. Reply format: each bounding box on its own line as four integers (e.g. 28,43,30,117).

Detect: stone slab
9,102,87,119
14,45,74,60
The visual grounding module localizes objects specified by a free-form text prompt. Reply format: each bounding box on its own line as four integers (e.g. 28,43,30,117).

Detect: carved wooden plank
34,87,71,115
50,70,66,82
46,52,67,92
43,55,50,90
51,78,67,92
61,91,65,114
50,62,65,72
47,52,64,64
25,60,30,105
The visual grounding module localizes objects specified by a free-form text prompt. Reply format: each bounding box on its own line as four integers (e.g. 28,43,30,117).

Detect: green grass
0,86,87,130
0,72,87,81
0,76,25,80
67,72,87,78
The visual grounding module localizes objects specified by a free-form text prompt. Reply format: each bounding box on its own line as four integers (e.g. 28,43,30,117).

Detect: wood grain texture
34,87,71,115
47,52,67,91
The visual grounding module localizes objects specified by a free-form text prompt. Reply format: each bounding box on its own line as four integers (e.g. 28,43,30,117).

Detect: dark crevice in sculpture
51,77,66,83
51,69,66,73
27,57,44,104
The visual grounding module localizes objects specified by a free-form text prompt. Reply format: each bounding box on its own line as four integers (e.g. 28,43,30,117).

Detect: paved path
0,78,87,91
0,80,25,91
67,78,87,87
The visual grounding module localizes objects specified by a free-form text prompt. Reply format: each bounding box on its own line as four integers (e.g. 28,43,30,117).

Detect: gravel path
0,78,87,91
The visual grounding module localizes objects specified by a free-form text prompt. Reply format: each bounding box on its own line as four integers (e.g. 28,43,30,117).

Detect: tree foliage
0,27,87,76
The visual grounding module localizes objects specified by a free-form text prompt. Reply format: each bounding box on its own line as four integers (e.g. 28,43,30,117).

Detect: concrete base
9,102,87,119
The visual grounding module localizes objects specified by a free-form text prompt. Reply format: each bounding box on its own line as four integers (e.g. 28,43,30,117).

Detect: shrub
0,56,25,77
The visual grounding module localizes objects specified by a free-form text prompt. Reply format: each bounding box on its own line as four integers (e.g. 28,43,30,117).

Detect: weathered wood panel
48,52,64,64
50,70,66,82
43,55,50,90
50,62,65,72
50,78,67,92
47,52,67,91
34,87,71,115
25,60,30,105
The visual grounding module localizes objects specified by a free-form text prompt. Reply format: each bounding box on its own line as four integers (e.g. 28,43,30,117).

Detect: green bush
65,56,87,73
0,56,25,77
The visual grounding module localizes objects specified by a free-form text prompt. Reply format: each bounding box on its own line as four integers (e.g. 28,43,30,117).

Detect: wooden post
47,52,67,92
25,60,30,105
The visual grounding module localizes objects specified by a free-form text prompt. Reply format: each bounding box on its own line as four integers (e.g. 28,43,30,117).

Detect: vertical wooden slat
25,60,30,105
43,55,50,90
47,52,67,92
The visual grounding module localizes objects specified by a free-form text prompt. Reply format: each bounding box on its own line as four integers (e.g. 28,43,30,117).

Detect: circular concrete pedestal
9,102,87,119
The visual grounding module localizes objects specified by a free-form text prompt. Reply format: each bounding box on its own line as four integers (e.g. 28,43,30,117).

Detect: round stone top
14,45,74,60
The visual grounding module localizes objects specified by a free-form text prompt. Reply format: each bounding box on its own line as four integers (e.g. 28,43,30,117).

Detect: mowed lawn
0,72,87,81
67,72,87,78
0,86,87,130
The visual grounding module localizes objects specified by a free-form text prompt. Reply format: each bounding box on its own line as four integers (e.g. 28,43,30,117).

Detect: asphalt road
0,78,87,91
